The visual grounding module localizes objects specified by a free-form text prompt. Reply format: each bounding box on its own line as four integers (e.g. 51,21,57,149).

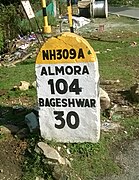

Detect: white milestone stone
36,32,100,143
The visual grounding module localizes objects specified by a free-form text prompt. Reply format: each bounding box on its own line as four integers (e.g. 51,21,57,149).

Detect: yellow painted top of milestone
36,32,96,64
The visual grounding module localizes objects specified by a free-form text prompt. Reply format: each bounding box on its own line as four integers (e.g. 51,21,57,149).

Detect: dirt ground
0,136,27,180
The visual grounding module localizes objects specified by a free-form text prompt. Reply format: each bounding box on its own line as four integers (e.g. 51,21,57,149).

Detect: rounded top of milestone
36,32,96,64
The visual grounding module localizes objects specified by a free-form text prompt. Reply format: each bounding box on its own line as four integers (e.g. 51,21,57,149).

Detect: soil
0,136,27,180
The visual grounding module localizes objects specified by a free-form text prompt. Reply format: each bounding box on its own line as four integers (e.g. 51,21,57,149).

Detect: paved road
109,6,139,19
102,140,139,180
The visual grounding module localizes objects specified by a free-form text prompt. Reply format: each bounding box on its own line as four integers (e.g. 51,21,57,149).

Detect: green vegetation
1,0,139,52
0,2,56,53
0,27,4,51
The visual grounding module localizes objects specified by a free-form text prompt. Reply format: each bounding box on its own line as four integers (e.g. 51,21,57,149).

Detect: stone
36,32,100,143
100,79,120,85
66,148,71,155
101,122,121,132
0,169,3,173
52,165,69,180
4,124,19,134
37,142,66,165
13,105,26,114
57,146,61,151
25,112,39,133
19,81,30,91
35,177,44,180
0,126,11,135
100,87,111,110
130,41,137,47
130,83,139,102
32,81,37,88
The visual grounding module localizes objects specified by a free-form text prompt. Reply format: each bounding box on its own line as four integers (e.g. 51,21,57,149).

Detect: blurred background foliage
0,0,139,52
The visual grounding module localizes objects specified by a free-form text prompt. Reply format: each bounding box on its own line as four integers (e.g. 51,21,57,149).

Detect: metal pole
67,0,74,33
34,17,45,42
41,0,51,33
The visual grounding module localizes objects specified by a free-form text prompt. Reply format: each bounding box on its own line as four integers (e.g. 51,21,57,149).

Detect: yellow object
44,16,48,27
67,6,73,28
44,25,51,34
41,0,51,33
41,0,46,7
36,32,96,64
67,0,74,32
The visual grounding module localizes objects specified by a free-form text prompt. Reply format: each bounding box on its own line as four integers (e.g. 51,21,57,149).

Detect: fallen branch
12,52,33,65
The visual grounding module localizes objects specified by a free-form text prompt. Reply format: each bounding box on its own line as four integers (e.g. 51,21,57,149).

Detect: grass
0,58,35,89
0,15,139,179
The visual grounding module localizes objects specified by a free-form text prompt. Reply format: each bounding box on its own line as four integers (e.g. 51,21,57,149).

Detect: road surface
109,6,139,19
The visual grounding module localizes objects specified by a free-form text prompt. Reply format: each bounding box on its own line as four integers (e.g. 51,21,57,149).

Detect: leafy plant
0,27,4,51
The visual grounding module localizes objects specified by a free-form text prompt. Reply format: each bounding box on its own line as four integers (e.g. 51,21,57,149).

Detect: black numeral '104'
54,111,79,129
48,79,82,95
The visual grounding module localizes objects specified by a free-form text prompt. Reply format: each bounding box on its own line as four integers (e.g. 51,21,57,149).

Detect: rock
109,104,133,119
100,79,120,85
32,81,37,88
101,122,121,132
0,126,11,135
18,81,30,91
13,105,26,114
12,85,18,91
130,83,139,102
16,128,29,139
130,41,137,47
52,165,62,180
37,142,67,165
100,87,111,110
52,165,69,180
66,148,71,155
65,158,71,167
57,146,61,151
4,124,19,134
0,169,4,173
25,112,39,133
35,177,44,180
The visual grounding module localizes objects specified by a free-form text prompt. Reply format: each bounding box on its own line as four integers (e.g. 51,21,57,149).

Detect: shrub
0,28,4,51
0,4,21,40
